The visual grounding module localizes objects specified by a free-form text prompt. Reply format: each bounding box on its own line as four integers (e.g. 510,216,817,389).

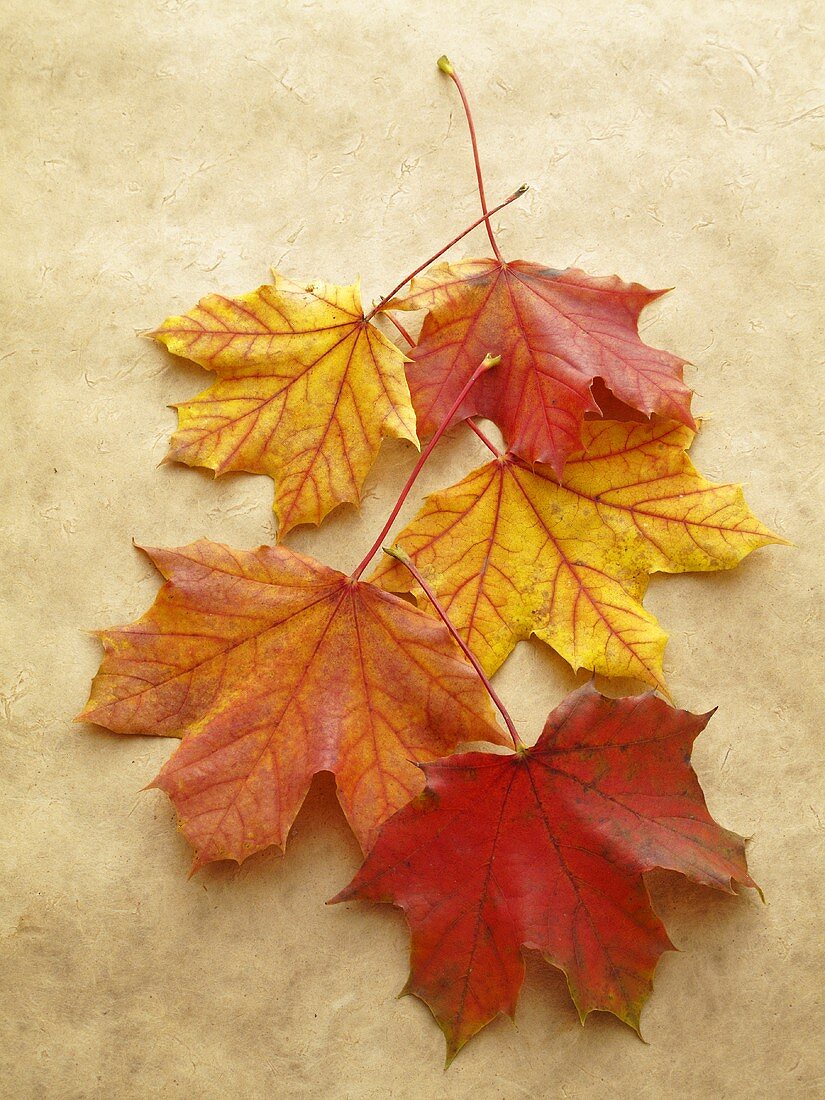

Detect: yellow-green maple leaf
372,419,784,692
151,273,418,535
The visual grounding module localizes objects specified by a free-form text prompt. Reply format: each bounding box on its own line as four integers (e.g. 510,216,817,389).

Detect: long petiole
467,419,502,457
364,186,526,322
383,311,415,347
350,355,499,581
383,546,524,751
437,55,503,263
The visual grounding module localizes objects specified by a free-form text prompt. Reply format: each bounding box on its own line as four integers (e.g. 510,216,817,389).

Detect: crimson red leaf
334,684,755,1062
388,259,694,474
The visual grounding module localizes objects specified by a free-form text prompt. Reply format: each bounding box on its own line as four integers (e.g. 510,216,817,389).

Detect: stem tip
437,55,455,76
383,545,411,567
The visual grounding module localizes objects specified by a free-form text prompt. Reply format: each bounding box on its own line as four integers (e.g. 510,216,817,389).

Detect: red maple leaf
389,261,693,477
384,57,695,475
333,684,755,1062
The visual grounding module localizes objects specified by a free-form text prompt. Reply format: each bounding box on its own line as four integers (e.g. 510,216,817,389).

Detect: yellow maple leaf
150,273,418,535
372,420,785,692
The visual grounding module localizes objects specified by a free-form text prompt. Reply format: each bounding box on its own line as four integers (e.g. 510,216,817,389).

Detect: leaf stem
438,55,503,262
350,355,499,581
383,311,416,347
363,186,526,322
466,419,502,457
383,546,524,751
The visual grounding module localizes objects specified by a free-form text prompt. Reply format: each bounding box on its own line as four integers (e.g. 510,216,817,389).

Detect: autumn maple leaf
333,683,756,1063
373,418,784,691
79,540,507,867
150,273,418,536
382,57,694,475
387,261,693,474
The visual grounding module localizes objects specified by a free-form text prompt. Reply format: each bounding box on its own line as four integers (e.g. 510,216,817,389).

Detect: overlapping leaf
80,540,506,867
387,259,694,474
334,684,755,1062
373,419,783,690
151,273,418,535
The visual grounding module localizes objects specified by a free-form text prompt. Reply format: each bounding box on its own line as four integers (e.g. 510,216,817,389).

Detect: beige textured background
2,1,823,1096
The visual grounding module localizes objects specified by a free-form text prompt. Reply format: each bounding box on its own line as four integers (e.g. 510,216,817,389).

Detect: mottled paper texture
1,1,822,1096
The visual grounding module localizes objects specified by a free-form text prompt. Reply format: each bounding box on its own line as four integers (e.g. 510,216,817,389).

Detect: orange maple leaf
373,419,784,691
79,540,506,868
151,273,418,536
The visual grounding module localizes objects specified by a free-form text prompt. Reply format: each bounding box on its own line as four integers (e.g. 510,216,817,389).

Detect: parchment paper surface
2,1,823,1096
